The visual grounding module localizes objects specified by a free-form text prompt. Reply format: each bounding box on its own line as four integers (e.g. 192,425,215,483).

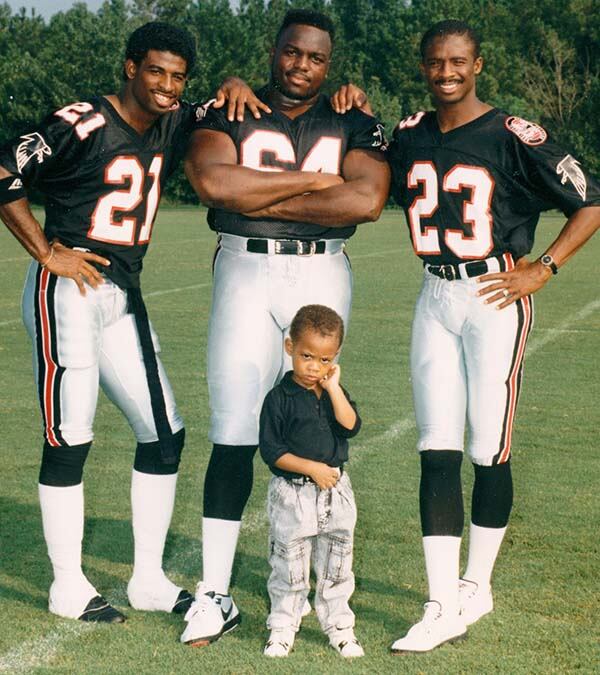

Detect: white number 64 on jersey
241,130,342,175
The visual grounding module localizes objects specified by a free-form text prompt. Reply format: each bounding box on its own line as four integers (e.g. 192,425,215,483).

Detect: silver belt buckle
274,240,282,254
441,264,456,281
297,240,316,256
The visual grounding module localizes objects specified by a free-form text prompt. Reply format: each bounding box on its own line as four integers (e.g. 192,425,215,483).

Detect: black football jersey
196,88,386,240
0,97,204,288
387,109,600,266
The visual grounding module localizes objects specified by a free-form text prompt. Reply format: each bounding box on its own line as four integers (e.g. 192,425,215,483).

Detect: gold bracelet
40,248,54,267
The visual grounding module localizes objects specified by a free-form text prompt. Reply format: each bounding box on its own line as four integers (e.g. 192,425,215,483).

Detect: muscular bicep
184,129,240,205
342,148,390,189
341,148,391,216
185,129,238,173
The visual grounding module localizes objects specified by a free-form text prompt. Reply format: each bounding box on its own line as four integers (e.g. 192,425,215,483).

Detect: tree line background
1,0,598,203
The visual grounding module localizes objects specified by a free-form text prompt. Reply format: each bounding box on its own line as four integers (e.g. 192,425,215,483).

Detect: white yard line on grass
0,283,211,330
350,248,404,260
526,299,600,356
0,256,28,264
0,237,208,265
1,296,599,673
243,415,418,535
145,282,211,298
0,318,20,327
0,624,93,673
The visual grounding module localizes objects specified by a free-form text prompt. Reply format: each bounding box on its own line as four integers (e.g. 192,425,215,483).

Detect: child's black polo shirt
259,371,361,480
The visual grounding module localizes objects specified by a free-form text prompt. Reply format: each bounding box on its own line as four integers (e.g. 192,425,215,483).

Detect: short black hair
420,19,481,60
289,304,344,347
275,9,335,48
124,21,196,80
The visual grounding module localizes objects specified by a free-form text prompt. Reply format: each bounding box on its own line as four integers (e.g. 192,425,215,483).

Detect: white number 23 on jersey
408,162,494,259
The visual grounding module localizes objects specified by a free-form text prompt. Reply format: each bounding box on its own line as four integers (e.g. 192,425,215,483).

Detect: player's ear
124,59,137,80
284,337,294,356
474,56,483,75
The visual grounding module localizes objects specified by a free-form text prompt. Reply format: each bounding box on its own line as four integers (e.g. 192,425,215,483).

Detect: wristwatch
539,254,558,275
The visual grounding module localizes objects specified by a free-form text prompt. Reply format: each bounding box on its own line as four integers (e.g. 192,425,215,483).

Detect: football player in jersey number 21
384,20,600,653
0,22,268,624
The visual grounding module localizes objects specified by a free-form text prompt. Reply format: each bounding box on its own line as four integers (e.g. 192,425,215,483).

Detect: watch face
540,254,558,274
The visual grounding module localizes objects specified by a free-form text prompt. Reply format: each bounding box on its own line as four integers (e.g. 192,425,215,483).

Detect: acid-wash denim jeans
266,471,357,635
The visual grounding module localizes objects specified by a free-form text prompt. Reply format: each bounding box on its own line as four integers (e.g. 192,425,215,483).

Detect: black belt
247,238,326,255
426,256,501,281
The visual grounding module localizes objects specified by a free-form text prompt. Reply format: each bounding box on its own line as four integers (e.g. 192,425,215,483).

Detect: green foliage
0,0,599,197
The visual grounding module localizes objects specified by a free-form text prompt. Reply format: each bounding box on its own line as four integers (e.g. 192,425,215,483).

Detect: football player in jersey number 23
385,20,600,654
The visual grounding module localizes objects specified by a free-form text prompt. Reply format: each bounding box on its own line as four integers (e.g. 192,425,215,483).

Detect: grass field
1,208,599,674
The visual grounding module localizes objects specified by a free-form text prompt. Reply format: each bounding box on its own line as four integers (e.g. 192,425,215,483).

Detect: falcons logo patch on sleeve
505,116,547,146
196,99,216,122
556,155,587,201
16,133,52,172
372,123,385,148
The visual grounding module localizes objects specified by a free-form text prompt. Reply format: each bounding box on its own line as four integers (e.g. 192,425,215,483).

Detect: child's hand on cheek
320,364,341,390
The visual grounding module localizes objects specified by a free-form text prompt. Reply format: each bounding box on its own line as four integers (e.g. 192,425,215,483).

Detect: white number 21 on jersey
89,155,163,245
408,162,494,259
54,103,162,246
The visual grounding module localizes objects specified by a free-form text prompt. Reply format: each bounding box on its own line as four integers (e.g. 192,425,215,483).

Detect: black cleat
172,589,194,615
78,595,126,623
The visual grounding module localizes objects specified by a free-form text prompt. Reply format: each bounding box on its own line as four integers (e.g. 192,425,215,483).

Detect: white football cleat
264,628,295,657
391,601,467,654
459,578,494,626
329,628,365,658
180,583,241,647
127,573,192,614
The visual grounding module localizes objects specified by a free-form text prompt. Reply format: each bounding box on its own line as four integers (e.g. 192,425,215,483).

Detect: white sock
131,470,178,582
463,523,507,588
423,536,462,616
38,482,90,588
202,517,241,595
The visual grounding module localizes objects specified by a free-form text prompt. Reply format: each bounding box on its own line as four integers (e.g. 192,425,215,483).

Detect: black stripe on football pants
493,295,534,465
127,287,177,464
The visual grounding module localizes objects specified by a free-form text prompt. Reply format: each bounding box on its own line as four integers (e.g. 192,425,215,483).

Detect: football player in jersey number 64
180,9,390,647
385,20,600,653
0,22,268,624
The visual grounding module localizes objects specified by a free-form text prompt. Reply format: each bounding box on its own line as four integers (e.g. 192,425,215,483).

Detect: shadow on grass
1,496,419,637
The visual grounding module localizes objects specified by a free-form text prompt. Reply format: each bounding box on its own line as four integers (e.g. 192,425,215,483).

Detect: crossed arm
244,148,390,226
184,129,390,225
184,129,344,213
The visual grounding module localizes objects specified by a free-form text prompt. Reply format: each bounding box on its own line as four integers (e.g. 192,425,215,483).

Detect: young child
259,304,364,658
